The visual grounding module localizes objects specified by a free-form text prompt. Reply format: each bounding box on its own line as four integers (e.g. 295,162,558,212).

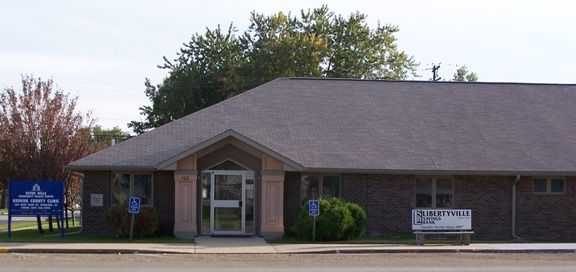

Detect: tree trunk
36,216,44,234
56,216,61,230
65,208,70,229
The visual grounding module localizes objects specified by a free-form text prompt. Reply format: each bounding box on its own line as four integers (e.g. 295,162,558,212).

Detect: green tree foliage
452,66,478,82
129,6,417,134
91,125,132,148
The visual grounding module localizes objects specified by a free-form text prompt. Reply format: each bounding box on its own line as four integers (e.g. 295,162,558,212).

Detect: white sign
412,209,472,230
90,194,103,207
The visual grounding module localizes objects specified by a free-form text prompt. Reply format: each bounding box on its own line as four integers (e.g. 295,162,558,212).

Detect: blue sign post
8,180,65,238
308,199,320,242
128,197,140,241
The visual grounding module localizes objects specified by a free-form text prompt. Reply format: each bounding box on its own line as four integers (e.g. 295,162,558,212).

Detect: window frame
414,176,454,209
300,174,341,206
532,177,565,194
111,172,154,206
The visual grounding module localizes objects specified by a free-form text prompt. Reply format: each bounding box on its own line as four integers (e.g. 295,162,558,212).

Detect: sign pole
128,197,141,241
7,214,11,239
60,182,65,238
308,199,320,243
312,215,316,243
129,213,135,241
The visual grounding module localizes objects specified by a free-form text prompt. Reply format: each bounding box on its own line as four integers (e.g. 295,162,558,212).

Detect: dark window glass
323,176,340,199
112,173,130,205
209,160,248,170
201,172,211,234
415,179,433,208
533,178,548,193
301,176,320,204
300,175,341,205
436,179,453,208
134,174,152,205
550,178,565,193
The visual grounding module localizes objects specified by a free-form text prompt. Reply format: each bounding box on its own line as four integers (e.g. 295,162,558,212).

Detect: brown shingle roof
69,77,576,174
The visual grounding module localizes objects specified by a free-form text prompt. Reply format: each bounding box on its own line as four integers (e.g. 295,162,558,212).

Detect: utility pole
431,64,442,81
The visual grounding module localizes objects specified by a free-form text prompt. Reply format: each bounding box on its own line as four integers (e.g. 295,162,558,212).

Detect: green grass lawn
0,221,48,232
0,225,193,243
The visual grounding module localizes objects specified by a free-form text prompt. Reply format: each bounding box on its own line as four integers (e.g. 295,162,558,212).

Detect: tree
129,6,417,134
0,76,98,232
91,125,132,148
453,66,478,82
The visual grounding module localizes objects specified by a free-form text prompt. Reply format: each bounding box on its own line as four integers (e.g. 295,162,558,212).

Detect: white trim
156,129,304,171
209,170,253,235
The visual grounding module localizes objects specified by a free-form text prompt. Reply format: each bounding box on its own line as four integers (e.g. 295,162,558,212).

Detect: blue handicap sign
309,199,320,216
128,197,140,214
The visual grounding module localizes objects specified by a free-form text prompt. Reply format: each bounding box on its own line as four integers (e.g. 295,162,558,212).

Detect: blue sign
8,180,65,238
309,199,320,216
128,197,140,214
9,180,64,216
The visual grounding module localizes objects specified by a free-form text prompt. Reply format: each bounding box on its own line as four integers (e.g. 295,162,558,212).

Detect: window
415,177,453,208
300,175,340,204
112,173,153,205
533,177,565,194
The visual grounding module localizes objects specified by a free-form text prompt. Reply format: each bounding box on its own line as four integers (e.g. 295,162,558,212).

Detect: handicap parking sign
128,197,140,214
309,199,320,216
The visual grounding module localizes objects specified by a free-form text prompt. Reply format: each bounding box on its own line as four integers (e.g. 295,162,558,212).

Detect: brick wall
153,171,175,236
341,174,414,237
283,172,301,234
453,176,513,239
82,170,175,236
516,176,576,240
283,173,576,240
82,171,115,235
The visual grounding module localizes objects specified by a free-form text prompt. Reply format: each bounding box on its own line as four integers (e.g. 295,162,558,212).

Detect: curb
1,248,576,254
290,249,576,254
5,248,188,254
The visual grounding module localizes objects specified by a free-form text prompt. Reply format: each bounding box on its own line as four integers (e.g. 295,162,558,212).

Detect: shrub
104,201,159,238
345,202,367,239
293,198,366,241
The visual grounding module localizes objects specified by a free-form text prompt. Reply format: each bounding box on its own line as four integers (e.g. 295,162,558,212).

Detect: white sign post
412,209,472,230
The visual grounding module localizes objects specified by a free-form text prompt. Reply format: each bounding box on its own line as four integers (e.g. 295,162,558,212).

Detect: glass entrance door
210,172,245,235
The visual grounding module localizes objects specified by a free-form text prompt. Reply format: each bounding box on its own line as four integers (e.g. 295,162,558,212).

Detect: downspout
511,175,522,240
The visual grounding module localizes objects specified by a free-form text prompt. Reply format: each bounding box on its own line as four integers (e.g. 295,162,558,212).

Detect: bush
104,201,159,238
345,202,367,239
293,198,366,241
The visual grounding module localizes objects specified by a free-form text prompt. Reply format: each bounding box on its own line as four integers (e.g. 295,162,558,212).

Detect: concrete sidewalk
1,237,576,254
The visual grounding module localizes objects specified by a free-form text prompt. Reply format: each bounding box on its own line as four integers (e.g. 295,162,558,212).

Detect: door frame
209,170,249,235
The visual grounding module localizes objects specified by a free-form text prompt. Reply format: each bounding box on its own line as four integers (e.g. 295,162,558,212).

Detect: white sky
1,0,575,132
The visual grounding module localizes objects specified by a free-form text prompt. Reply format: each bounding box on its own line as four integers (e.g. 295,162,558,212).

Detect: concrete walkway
1,237,576,254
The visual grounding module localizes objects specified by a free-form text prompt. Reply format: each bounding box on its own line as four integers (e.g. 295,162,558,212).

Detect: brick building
69,78,576,240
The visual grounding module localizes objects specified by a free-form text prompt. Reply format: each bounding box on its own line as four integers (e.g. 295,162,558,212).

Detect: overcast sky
1,0,574,132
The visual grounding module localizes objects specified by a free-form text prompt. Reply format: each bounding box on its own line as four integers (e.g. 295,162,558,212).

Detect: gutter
511,175,522,240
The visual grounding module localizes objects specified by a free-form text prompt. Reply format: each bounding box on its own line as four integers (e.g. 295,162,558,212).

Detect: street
0,253,575,271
